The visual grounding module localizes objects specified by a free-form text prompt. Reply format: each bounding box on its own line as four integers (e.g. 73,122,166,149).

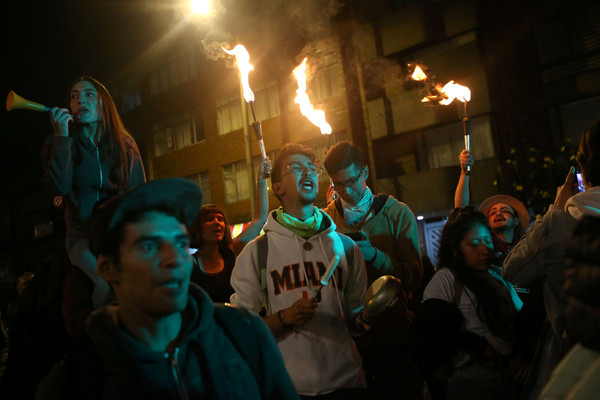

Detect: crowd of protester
0,75,599,399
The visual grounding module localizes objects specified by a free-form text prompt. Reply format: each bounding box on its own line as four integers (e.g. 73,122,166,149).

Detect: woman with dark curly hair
422,207,527,400
188,158,270,302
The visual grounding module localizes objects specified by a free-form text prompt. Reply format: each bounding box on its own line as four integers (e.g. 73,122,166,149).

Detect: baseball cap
89,178,202,256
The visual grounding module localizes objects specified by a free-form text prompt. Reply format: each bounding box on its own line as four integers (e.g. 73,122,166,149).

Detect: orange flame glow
412,65,427,81
292,58,332,135
421,81,471,105
438,80,471,105
223,45,255,103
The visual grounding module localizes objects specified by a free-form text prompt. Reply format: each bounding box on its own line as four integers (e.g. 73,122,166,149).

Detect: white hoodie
565,186,600,220
230,210,367,396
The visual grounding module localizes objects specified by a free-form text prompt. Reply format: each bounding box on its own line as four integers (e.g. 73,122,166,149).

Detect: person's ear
97,255,119,285
272,181,284,197
363,165,369,180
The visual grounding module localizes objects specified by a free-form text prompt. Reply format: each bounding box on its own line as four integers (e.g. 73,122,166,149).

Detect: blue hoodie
36,284,299,400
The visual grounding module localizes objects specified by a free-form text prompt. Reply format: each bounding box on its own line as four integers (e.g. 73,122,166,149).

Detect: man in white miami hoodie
503,120,600,391
231,143,369,398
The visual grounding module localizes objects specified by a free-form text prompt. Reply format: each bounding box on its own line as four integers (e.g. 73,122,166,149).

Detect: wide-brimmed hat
479,194,530,237
89,178,202,256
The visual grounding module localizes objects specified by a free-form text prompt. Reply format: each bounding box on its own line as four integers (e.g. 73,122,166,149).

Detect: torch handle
463,116,471,175
251,121,270,177
251,120,263,141
249,101,258,122
258,139,267,160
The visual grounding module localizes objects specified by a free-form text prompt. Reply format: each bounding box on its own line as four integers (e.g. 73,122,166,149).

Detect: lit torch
292,58,332,135
223,44,269,173
410,64,472,174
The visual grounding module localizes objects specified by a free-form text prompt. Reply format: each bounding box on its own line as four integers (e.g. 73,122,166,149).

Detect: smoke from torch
223,45,269,176
293,58,332,135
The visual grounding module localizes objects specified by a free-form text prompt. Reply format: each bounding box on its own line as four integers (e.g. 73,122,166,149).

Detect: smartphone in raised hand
576,168,585,192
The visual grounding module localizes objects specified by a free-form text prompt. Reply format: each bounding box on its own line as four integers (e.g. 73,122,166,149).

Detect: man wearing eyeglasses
323,141,423,399
231,143,369,399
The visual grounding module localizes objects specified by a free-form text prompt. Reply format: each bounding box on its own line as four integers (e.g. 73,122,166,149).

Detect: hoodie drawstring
293,237,314,294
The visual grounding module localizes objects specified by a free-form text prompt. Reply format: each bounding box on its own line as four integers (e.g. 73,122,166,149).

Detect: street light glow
190,0,210,15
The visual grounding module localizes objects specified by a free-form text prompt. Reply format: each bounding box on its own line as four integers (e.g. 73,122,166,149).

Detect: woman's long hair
68,75,140,189
437,207,514,339
188,204,234,250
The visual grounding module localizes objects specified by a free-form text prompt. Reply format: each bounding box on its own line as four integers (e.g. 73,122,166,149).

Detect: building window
534,3,600,82
301,130,351,178
422,115,494,170
222,160,251,204
153,112,204,156
558,95,600,143
149,50,197,97
254,80,281,121
120,89,142,112
216,94,243,135
310,61,343,103
216,81,281,136
185,171,211,204
112,80,142,112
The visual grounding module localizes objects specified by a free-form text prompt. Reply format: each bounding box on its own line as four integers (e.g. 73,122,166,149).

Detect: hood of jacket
263,208,337,239
85,283,214,364
565,186,600,220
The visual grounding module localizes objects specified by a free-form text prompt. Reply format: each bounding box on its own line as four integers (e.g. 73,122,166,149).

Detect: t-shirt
191,246,236,303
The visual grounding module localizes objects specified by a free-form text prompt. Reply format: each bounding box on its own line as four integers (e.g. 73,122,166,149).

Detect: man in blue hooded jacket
36,178,299,400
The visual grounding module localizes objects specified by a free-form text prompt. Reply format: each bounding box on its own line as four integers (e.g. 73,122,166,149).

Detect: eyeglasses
285,162,323,177
488,207,515,218
330,166,365,191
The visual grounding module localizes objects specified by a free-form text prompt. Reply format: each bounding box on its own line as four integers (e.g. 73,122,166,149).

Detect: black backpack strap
372,193,390,215
213,304,263,391
256,234,268,272
255,234,269,313
337,232,355,267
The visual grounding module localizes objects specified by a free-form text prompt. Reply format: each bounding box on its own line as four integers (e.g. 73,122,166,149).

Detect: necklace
303,241,313,251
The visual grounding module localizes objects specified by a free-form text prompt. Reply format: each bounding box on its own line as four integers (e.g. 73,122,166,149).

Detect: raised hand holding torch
223,44,269,177
410,64,472,173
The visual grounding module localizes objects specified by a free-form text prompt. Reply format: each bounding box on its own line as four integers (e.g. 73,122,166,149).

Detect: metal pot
364,275,403,316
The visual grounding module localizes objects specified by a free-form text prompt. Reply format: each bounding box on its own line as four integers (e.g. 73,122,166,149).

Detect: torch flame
292,58,332,135
412,65,427,81
420,81,471,105
223,45,255,103
438,80,471,105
